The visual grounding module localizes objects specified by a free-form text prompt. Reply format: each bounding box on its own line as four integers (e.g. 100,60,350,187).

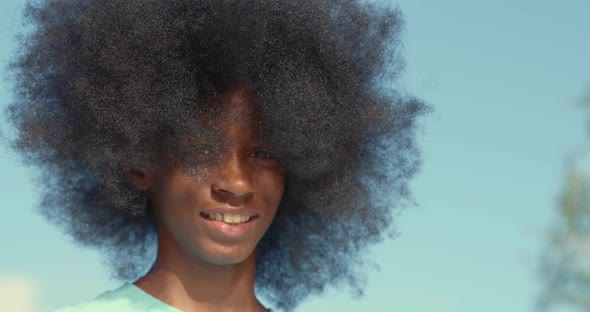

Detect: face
136,87,285,266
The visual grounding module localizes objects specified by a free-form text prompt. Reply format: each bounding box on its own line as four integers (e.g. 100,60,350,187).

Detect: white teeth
204,212,253,224
233,214,242,223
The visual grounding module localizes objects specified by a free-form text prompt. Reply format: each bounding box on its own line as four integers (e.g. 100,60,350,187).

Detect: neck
134,226,265,312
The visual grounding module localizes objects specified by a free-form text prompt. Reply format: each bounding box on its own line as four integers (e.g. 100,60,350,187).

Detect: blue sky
1,0,589,311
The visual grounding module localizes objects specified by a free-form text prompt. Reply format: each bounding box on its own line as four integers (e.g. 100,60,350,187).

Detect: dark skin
127,86,284,312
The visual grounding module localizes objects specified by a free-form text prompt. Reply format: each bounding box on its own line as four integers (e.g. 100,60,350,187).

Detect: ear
125,168,153,192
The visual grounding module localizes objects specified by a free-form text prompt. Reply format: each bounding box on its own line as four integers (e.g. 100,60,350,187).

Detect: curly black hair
3,0,429,310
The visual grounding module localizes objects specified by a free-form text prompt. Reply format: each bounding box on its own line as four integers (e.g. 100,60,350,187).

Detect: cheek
158,183,193,212
155,189,194,233
260,169,285,208
153,175,205,225
154,179,212,250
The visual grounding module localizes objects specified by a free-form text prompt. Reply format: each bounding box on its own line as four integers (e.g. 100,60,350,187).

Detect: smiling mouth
199,212,259,225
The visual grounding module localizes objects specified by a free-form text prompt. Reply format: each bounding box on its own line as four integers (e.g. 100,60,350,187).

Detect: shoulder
51,284,141,312
52,300,135,312
52,301,127,312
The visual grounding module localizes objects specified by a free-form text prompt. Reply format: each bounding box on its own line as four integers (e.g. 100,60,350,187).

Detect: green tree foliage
537,92,590,312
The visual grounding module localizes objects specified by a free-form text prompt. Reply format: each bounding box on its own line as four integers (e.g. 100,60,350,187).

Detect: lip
198,208,259,241
200,208,259,217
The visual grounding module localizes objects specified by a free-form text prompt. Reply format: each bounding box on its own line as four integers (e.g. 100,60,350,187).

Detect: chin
195,241,257,266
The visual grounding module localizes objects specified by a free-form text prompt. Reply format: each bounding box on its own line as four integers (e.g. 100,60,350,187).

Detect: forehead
166,86,263,171
202,86,260,129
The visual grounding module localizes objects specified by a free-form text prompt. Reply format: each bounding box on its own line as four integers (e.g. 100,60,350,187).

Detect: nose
211,153,254,204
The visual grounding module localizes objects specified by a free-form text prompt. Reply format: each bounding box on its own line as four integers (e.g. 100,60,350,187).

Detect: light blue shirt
53,283,181,312
53,284,272,312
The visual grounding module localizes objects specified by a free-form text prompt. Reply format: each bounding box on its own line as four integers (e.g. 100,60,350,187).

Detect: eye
250,150,273,158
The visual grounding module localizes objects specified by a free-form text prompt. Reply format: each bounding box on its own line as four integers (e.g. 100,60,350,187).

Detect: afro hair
4,0,429,310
